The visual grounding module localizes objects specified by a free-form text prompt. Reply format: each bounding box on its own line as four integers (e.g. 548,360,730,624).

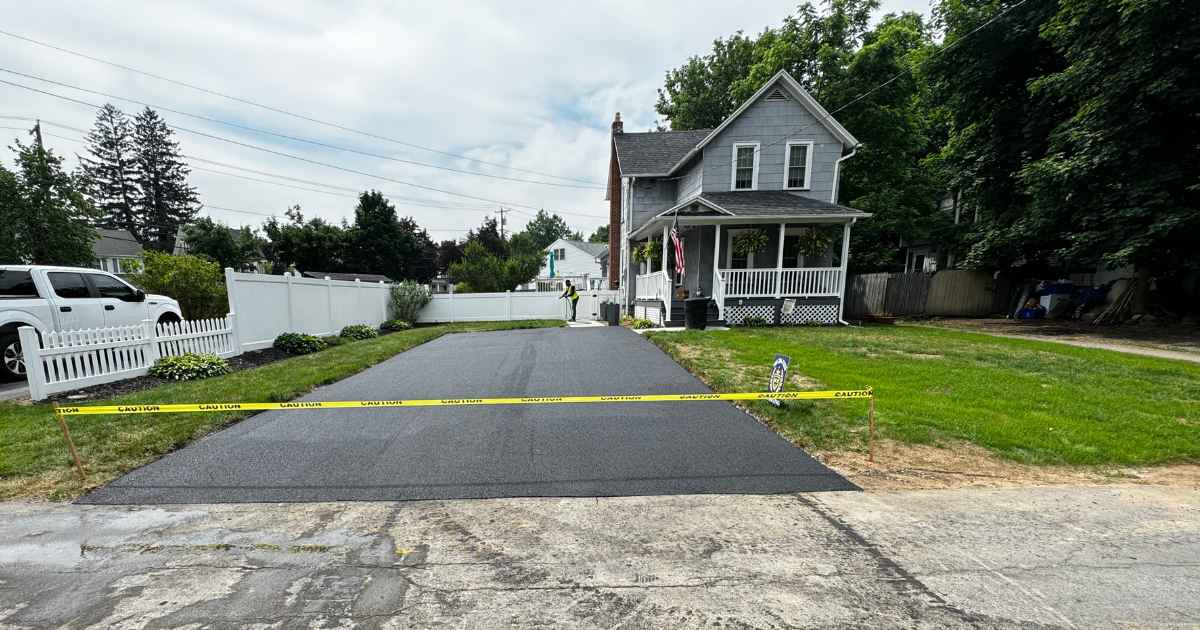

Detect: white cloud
1,0,930,241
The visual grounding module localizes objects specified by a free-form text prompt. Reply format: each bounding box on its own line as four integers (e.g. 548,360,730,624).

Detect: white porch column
661,224,671,318
712,224,722,290
838,220,853,322
775,223,786,298
712,224,723,321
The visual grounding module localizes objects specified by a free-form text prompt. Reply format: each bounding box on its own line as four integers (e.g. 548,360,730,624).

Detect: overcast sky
1,0,932,240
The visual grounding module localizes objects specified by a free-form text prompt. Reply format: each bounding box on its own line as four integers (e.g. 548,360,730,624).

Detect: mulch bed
43,347,291,404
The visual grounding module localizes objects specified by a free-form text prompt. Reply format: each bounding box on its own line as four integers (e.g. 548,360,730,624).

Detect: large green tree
346,191,436,282
180,217,264,271
133,107,199,252
261,206,349,274
80,104,141,240
1021,0,1199,281
448,241,541,293
2,139,97,265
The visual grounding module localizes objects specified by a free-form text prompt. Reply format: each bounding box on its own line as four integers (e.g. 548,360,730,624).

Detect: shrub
740,316,769,327
321,335,347,347
340,324,378,340
389,280,431,323
148,353,231,381
273,332,326,355
132,251,227,319
631,318,654,329
381,319,413,332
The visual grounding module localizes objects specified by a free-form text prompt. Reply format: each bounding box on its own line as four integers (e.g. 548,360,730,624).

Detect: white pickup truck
0,265,183,381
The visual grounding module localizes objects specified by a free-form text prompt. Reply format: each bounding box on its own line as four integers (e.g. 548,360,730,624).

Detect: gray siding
674,157,703,204
629,178,676,233
701,95,843,201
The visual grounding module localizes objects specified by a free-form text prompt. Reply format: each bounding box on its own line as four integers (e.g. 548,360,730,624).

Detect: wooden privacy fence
844,270,1008,318
19,315,241,401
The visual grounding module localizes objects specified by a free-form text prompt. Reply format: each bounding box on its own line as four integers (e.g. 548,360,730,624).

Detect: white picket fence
19,315,241,401
225,269,392,351
417,290,618,323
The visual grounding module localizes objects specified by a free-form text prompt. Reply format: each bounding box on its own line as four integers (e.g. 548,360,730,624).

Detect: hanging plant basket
634,240,661,264
796,227,834,258
732,229,770,257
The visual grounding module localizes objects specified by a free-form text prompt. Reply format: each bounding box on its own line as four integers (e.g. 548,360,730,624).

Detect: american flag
670,215,685,277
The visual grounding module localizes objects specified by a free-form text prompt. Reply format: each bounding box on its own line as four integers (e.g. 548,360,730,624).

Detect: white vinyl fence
417,290,618,323
225,269,392,350
19,315,240,401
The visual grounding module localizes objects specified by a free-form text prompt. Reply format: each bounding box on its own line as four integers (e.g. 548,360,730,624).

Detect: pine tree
5,138,98,265
80,103,141,240
133,107,198,252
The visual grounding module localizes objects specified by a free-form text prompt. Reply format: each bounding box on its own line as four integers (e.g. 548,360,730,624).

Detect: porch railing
719,267,843,298
635,271,668,301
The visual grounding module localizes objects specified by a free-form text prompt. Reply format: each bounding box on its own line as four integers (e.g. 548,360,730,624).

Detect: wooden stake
868,394,876,464
53,405,86,483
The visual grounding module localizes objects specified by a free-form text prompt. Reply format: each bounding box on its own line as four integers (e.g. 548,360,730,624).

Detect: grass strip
647,325,1199,467
0,320,562,501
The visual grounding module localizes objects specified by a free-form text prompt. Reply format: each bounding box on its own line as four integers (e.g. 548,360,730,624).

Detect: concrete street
2,486,1196,628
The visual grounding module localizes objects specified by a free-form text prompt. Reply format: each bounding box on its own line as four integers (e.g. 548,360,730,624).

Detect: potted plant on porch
732,229,770,260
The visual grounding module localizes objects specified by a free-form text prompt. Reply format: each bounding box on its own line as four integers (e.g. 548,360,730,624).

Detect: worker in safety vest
560,280,580,322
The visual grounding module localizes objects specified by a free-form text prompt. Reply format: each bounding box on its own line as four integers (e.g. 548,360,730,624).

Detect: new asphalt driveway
82,326,853,504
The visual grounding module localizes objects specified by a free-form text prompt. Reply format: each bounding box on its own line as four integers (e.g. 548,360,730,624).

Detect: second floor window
555,248,566,260
785,141,812,189
732,143,758,190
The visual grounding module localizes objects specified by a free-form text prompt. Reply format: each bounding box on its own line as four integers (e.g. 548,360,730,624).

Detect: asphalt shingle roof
613,129,712,175
92,228,143,258
565,240,608,258
302,271,394,283
699,191,870,218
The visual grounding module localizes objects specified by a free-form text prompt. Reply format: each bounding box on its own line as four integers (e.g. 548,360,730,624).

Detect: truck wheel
157,313,181,326
0,333,26,382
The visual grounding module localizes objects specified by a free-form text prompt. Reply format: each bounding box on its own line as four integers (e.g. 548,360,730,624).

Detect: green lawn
647,325,1199,466
0,320,562,501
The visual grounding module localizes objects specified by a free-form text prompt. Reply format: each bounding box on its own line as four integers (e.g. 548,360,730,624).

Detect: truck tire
0,333,26,382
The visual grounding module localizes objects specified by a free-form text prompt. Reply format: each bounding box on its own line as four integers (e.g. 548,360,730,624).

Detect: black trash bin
684,297,711,330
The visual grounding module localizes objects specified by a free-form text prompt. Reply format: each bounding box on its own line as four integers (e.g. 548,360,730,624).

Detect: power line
10,120,523,222
0,66,604,191
0,27,602,186
0,79,609,220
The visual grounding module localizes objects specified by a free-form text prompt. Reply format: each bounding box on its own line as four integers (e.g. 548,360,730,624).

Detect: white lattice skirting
725,304,776,326
781,303,839,325
634,304,663,326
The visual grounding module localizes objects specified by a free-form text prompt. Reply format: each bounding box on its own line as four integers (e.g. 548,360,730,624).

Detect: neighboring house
301,271,393,283
606,70,870,326
524,238,608,291
90,228,143,276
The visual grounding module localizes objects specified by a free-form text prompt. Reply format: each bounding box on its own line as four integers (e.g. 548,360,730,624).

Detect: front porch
631,220,854,326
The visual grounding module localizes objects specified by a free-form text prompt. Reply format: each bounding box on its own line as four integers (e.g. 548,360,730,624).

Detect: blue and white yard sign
768,354,790,407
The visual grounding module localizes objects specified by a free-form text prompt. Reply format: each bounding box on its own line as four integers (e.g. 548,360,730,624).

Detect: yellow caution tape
55,388,873,416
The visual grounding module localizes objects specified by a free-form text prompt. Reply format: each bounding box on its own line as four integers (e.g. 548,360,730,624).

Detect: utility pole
32,119,51,217
496,206,510,240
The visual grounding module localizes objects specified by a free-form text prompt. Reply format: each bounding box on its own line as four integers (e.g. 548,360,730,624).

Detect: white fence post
143,319,160,366
285,272,296,330
506,290,512,321
224,267,237,319
226,311,243,357
325,276,334,333
17,326,45,401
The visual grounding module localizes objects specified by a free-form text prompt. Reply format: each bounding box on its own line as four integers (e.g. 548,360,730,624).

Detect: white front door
86,272,148,327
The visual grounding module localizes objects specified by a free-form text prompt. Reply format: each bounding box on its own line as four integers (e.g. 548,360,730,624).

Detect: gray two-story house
605,70,870,326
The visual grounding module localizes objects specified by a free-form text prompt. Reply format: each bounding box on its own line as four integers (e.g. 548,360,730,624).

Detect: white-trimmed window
731,143,759,191
784,141,813,190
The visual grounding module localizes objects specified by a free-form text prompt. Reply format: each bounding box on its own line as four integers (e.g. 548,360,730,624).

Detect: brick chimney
607,113,622,290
